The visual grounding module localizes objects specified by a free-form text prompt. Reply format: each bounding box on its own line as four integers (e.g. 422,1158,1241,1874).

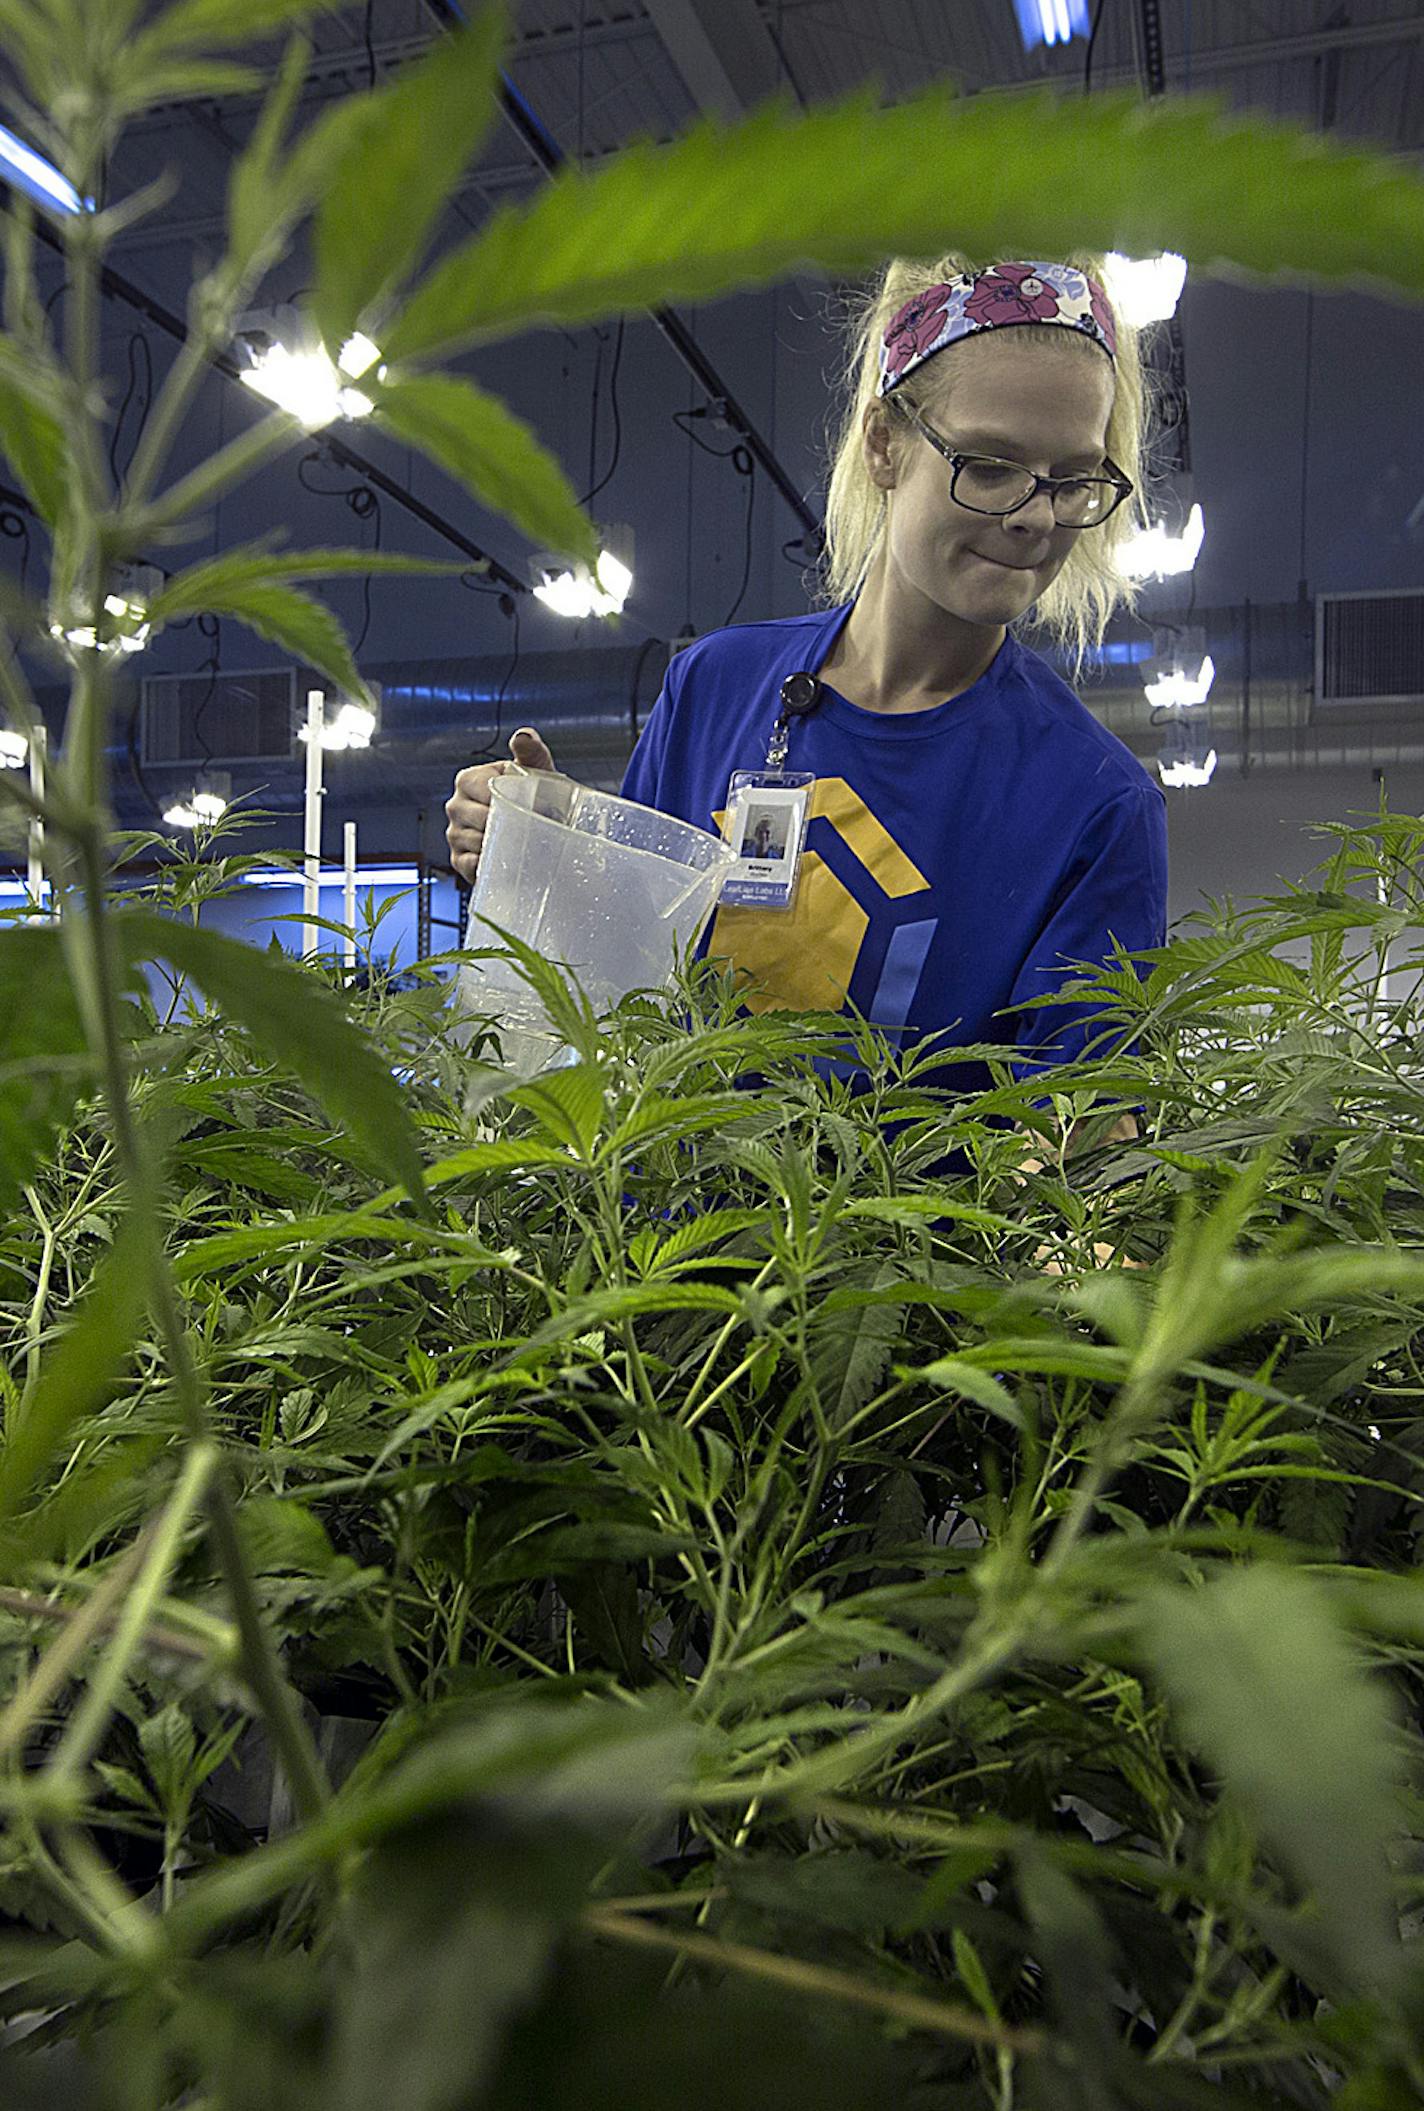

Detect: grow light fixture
0,730,28,767
1145,654,1215,709
296,694,379,750
1118,503,1205,582
50,563,160,657
1101,252,1187,327
1012,0,1090,50
235,309,384,429
1157,715,1216,788
163,789,229,829
0,120,88,216
531,529,634,619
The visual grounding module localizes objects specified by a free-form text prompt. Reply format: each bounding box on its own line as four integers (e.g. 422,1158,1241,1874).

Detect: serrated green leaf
0,334,67,521
312,9,507,349
507,1062,606,1157
1141,1567,1406,2002
124,0,326,70
143,574,370,706
641,1207,765,1274
139,1703,197,1807
0,927,93,1212
0,1213,148,1524
238,1493,337,1575
906,1356,1024,1430
119,912,427,1211
372,373,597,566
381,86,1424,367
143,545,468,627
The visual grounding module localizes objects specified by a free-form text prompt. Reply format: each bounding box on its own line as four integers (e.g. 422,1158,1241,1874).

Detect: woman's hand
1014,1107,1147,1275
444,727,555,884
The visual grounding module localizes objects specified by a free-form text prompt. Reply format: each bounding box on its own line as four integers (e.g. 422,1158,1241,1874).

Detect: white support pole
303,689,324,959
343,820,357,970
27,726,45,910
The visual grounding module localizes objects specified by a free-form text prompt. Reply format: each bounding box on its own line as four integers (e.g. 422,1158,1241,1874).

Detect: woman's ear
862,401,899,492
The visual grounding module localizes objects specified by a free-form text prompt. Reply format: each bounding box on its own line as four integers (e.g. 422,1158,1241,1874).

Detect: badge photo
719,772,813,910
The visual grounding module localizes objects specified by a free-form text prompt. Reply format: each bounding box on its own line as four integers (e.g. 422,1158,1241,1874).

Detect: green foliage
119,909,427,1208
312,7,507,350
371,373,599,568
3,4,1424,2104
380,87,1424,364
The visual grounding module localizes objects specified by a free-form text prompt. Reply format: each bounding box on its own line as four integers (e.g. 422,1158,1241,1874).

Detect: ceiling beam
641,0,786,117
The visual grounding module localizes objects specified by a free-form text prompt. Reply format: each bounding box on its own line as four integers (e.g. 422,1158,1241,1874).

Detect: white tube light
0,121,87,216
1144,654,1215,709
1118,503,1205,582
243,865,419,888
1101,252,1188,327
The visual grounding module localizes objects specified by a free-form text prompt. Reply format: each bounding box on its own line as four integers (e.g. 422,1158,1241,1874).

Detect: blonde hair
821,253,1154,678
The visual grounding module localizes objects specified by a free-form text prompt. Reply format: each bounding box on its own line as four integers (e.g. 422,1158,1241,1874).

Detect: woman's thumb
508,726,554,771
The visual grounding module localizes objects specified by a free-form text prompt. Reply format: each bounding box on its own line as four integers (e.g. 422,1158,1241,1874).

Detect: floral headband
877,262,1117,397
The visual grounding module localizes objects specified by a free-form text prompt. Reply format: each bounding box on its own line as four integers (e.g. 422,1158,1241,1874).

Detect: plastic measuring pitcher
453,769,736,1072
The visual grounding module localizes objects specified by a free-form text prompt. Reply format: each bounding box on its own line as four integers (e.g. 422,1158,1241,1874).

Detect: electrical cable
1084,0,1109,93
720,447,755,629
577,317,624,508
0,507,30,596
362,0,377,89
107,329,152,489
672,406,747,461
191,614,221,767
297,448,380,661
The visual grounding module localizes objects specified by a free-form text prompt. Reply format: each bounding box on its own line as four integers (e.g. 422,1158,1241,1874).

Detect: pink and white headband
877,261,1118,397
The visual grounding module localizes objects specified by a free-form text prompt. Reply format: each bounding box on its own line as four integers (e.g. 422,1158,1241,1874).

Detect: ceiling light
1159,751,1217,788
297,693,379,750
1101,252,1188,327
1013,0,1089,51
1118,503,1205,582
1145,654,1215,709
531,529,634,620
164,789,229,829
0,730,28,767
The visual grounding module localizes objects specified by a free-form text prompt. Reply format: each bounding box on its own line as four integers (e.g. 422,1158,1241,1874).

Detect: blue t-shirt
621,601,1167,1096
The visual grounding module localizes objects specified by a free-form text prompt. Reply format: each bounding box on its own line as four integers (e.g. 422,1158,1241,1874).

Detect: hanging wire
1084,0,1109,93
455,573,521,759
720,447,756,629
191,614,221,767
363,0,377,88
578,317,625,508
107,330,153,489
297,448,380,660
0,508,31,597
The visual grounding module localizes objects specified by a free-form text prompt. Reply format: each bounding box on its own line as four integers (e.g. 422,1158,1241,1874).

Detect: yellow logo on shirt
707,777,930,1013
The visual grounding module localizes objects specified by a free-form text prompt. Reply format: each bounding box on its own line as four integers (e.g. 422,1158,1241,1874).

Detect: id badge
719,771,813,910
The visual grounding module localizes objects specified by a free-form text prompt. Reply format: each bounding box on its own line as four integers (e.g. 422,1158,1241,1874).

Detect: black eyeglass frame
897,405,1134,529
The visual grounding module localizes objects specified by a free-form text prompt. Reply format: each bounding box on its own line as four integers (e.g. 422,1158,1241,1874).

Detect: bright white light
1102,251,1188,328
244,864,419,888
532,547,634,620
1159,749,1217,788
298,700,377,751
1014,0,1088,49
49,590,152,657
0,730,28,768
338,333,383,380
1145,654,1215,709
240,343,374,429
1119,503,1205,582
164,790,229,829
0,121,87,216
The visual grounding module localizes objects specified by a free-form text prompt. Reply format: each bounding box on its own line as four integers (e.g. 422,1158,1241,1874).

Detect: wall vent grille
140,667,297,765
1316,589,1424,709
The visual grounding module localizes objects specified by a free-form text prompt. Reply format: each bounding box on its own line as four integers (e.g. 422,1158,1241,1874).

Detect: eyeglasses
899,407,1134,529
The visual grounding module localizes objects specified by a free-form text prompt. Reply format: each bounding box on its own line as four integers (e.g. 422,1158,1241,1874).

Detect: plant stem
71,828,330,1823
51,1439,218,1780
584,1907,1043,2054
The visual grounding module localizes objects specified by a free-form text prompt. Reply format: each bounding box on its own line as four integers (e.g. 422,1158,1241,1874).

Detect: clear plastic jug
453,769,737,1072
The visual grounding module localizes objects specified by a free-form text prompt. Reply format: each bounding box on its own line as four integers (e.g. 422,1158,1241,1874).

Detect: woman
446,253,1167,1141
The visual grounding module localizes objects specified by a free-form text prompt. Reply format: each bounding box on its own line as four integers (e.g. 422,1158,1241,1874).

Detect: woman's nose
1006,485,1058,535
